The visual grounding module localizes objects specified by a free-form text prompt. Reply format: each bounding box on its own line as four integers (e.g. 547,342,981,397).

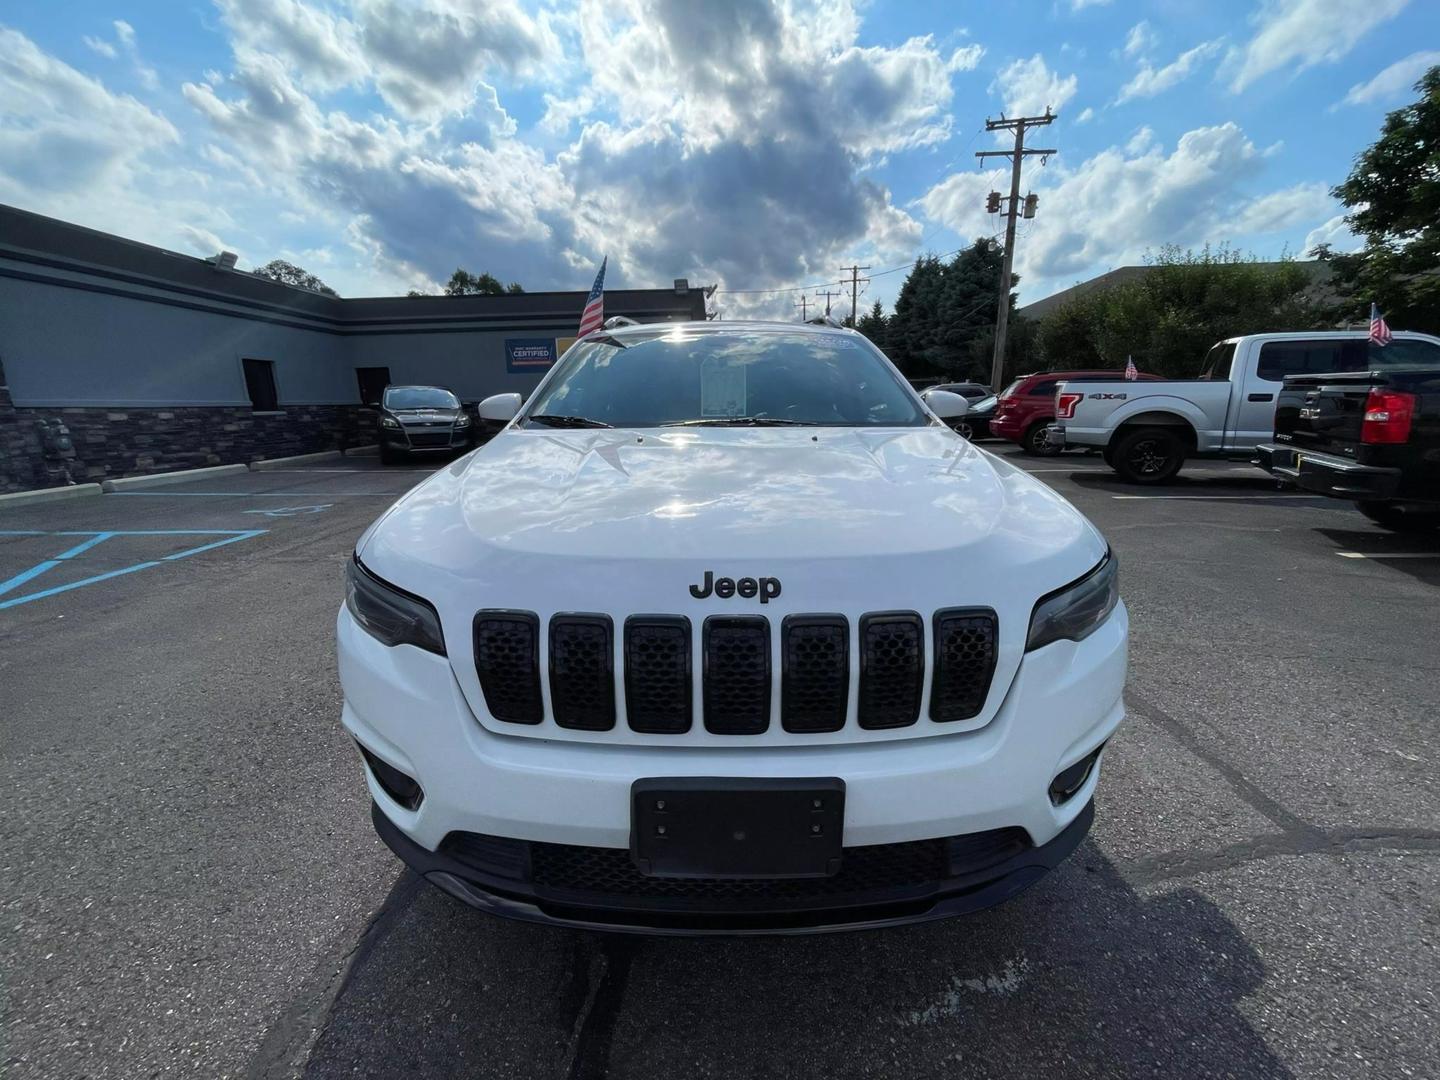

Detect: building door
356,367,391,406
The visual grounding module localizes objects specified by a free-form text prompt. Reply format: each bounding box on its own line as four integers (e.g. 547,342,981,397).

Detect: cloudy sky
1,0,1436,317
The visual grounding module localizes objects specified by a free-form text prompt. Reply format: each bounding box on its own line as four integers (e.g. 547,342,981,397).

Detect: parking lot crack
1122,827,1440,886
1126,691,1320,839
560,936,638,1080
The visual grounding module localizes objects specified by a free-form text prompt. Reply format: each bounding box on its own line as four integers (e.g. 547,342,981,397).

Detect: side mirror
922,389,970,420
478,392,523,423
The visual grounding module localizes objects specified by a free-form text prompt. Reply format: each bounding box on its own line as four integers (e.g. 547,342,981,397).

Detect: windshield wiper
663,416,810,427
528,414,613,429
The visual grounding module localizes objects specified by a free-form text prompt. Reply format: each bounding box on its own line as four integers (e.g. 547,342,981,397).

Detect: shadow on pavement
301,843,1291,1079
1066,469,1294,496
1315,527,1440,587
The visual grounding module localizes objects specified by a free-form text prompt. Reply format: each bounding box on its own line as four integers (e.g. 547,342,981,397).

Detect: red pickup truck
991,369,1161,455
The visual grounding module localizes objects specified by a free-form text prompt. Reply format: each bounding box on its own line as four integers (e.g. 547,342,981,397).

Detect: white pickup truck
1047,331,1440,483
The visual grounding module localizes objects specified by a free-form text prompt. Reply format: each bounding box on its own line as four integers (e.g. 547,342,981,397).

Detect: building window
356,366,391,406
242,358,279,411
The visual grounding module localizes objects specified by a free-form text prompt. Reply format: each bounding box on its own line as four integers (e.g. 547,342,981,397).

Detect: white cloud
83,35,117,59
1071,0,1112,9
1337,50,1440,107
1123,22,1155,59
171,0,951,309
1117,39,1223,104
1303,213,1361,253
990,54,1077,117
1225,182,1334,234
920,122,1339,299
79,18,159,89
1229,0,1410,93
1075,106,1095,123
948,44,985,71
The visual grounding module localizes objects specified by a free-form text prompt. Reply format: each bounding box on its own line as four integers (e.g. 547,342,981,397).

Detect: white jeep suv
338,321,1127,933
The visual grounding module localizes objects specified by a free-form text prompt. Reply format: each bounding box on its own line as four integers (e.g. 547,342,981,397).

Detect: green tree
887,242,1016,379
253,259,338,297
856,301,888,348
441,269,525,296
1036,246,1330,377
1328,65,1440,334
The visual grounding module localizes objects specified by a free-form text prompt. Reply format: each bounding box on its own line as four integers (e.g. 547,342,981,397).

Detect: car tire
379,444,401,465
1022,421,1062,456
1355,501,1440,532
1111,427,1185,484
952,420,974,440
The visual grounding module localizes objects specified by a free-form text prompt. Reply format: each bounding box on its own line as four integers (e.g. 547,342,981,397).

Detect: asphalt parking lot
3,442,1438,1079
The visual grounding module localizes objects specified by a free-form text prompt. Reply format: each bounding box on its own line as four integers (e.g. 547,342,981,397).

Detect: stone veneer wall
0,390,377,493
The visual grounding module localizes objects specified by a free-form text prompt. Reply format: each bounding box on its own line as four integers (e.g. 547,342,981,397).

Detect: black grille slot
530,836,948,903
624,616,692,733
549,615,615,731
703,616,771,734
931,609,998,722
473,610,542,724
781,615,849,733
858,612,924,729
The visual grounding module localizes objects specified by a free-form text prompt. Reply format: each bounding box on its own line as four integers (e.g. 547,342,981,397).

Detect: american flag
1124,356,1138,381
577,256,607,337
1369,302,1392,347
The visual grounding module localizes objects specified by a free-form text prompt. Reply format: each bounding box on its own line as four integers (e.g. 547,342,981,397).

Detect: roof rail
805,314,847,329
603,315,640,329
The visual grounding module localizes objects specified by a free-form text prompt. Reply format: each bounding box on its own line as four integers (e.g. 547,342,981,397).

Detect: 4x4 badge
689,571,782,604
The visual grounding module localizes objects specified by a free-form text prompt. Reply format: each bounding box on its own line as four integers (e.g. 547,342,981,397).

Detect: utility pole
815,288,841,319
794,295,809,321
838,263,871,326
976,109,1056,391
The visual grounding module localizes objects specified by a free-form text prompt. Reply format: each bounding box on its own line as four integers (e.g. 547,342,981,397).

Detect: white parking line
1335,551,1440,560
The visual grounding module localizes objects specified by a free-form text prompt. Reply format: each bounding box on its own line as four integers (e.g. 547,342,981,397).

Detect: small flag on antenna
577,257,607,337
1369,302,1392,347
1124,356,1138,381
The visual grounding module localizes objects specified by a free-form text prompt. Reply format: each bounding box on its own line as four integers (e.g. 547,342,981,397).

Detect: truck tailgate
1273,371,1377,460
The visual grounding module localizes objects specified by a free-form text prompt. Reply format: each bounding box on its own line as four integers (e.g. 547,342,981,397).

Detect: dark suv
375,385,474,463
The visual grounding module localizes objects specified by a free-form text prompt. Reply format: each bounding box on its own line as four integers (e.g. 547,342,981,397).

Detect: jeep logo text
689,571,782,604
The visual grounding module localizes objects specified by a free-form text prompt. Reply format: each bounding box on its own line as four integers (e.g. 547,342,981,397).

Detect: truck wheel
1356,501,1440,532
1022,422,1061,457
1111,427,1185,484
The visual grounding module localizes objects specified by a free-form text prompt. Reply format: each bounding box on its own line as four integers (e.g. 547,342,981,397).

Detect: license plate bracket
630,777,845,879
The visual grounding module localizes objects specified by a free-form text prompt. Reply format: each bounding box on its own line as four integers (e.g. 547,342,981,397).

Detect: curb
345,444,380,457
249,450,346,471
100,463,249,492
0,483,103,508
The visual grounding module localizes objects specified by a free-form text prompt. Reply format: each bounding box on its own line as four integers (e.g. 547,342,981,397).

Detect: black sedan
375,385,475,463
948,394,997,441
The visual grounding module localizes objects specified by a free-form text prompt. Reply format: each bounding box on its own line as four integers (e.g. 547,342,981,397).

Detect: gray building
0,204,706,492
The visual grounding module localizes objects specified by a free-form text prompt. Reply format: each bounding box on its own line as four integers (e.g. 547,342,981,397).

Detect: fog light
356,741,424,811
1049,744,1105,806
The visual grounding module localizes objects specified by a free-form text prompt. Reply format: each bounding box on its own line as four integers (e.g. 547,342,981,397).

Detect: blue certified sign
505,338,558,373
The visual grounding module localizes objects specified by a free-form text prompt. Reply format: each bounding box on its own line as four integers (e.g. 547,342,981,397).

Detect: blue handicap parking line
0,529,268,611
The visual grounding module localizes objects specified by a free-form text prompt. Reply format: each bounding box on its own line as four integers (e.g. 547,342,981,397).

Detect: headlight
380,416,401,429
345,558,446,655
1026,552,1119,652
454,413,472,427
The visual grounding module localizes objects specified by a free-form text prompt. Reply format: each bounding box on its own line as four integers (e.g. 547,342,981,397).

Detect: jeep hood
361,427,1104,592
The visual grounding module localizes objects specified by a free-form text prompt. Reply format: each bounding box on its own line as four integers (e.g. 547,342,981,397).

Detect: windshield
524,330,929,428
974,395,998,410
384,387,459,410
